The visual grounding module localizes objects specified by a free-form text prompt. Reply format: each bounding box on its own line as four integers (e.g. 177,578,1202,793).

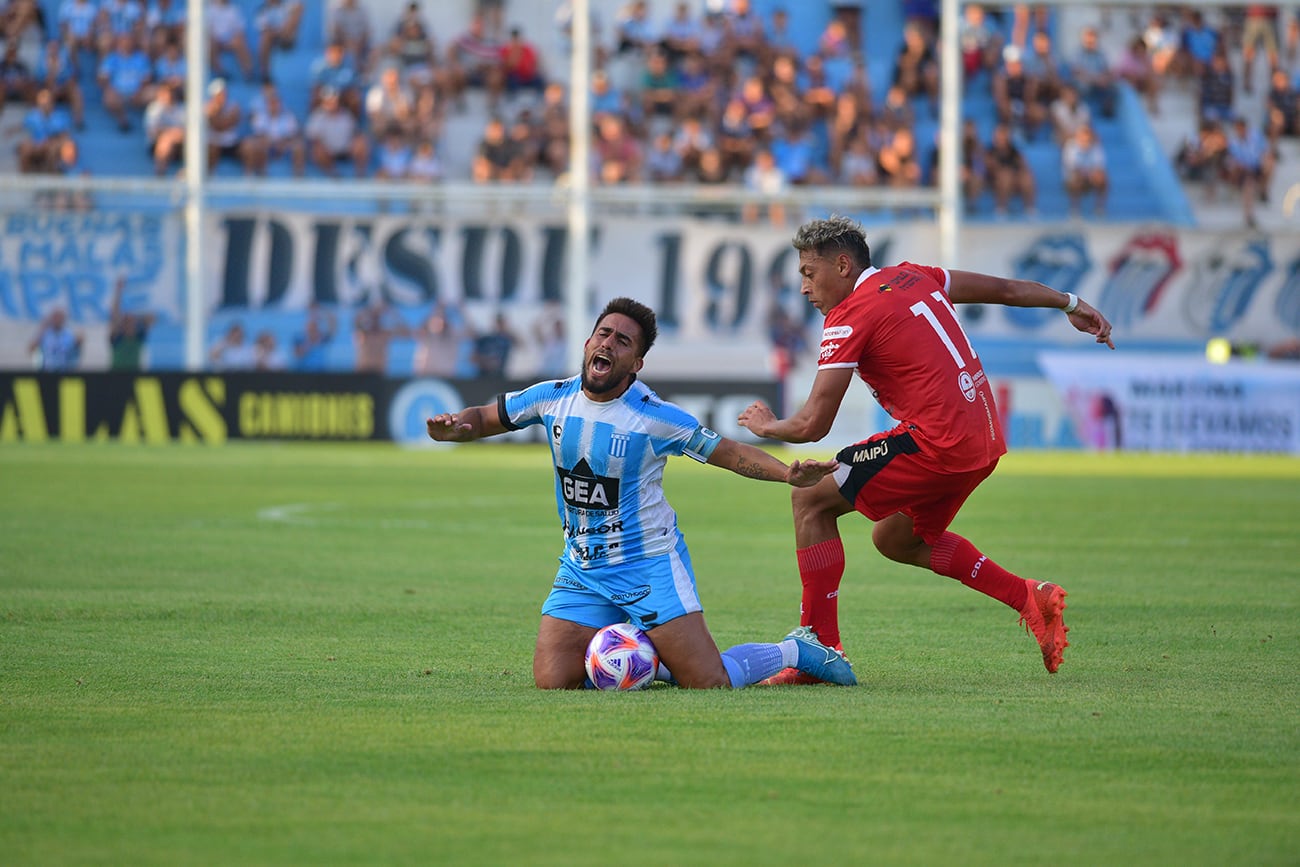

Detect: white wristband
1062,292,1079,314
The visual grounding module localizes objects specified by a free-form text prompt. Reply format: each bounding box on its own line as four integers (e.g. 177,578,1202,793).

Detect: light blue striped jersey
498,376,722,569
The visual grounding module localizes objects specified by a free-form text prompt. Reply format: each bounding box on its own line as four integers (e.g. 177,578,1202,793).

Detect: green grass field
2,443,1297,866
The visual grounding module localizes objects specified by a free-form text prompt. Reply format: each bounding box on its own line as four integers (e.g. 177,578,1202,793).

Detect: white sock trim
778,639,799,668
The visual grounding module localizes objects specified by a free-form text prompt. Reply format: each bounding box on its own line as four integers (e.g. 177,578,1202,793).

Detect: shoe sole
760,667,828,686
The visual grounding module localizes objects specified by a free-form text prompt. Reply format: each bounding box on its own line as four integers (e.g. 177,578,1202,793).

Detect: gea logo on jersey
558,458,620,510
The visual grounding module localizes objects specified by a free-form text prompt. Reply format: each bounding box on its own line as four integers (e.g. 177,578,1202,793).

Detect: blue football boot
787,626,858,686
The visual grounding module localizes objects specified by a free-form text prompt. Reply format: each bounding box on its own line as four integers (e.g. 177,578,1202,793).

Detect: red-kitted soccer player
739,215,1115,681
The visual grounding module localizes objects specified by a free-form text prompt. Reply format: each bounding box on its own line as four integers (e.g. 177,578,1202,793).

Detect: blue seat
51,0,327,177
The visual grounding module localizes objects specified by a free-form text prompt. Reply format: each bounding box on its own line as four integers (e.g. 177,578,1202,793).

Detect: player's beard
581,365,629,396
581,350,634,396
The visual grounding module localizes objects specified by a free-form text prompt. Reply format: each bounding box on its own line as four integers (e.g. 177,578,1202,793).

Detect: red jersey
818,262,1006,472
500,41,539,80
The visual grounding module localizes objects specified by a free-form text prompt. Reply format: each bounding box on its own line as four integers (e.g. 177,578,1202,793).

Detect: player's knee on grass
533,671,585,689
532,652,588,689
648,613,730,689
533,616,596,689
658,656,729,689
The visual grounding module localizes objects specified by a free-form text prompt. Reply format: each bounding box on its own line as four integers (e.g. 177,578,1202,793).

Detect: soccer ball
584,623,659,691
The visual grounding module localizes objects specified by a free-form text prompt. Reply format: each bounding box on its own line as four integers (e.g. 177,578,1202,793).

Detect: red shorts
832,429,998,545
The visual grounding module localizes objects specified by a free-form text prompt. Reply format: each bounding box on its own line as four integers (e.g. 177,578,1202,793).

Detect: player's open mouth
590,353,613,374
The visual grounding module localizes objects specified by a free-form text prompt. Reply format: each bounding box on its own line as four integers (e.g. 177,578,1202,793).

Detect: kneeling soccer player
427,296,856,688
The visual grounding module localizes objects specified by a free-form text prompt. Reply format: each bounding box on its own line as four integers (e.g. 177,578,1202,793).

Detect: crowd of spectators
202,299,560,379
457,1,1298,224
6,0,444,181
12,2,1300,375
24,284,568,377
1165,5,1297,227
971,3,1298,223
2,1,1298,226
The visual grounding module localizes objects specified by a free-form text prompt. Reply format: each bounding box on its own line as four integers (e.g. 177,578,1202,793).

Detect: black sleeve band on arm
496,393,520,431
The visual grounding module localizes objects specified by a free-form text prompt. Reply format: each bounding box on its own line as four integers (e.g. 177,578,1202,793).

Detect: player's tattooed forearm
734,457,775,480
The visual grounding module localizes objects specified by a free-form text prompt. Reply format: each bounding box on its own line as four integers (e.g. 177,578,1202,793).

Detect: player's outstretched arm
737,367,855,444
706,437,838,486
426,402,508,443
948,270,1115,349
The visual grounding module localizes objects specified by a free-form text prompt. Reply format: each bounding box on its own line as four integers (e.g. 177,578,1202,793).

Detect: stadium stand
4,1,1298,372
2,2,1267,212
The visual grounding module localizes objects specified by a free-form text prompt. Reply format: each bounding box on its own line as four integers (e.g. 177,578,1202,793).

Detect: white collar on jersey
853,266,879,290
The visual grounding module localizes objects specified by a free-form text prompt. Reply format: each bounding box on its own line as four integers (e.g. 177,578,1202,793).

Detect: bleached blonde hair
791,215,872,268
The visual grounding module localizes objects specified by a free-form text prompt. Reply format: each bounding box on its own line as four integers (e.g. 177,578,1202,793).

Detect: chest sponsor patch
558,458,620,511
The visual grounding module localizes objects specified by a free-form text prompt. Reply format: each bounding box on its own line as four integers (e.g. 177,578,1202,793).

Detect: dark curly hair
594,297,658,357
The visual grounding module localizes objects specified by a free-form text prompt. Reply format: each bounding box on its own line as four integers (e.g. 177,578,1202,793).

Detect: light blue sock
720,643,787,688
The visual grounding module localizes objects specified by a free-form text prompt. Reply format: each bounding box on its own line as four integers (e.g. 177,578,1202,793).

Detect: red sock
796,538,845,649
929,531,1028,611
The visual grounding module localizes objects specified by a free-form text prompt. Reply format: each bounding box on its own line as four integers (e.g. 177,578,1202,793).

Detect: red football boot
1019,579,1069,673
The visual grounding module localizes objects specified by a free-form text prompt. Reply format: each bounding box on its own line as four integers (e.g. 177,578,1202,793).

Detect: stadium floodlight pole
564,0,592,375
938,0,961,270
182,0,208,371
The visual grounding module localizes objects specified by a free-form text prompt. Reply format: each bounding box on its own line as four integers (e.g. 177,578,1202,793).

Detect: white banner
1039,352,1300,453
0,211,181,368
4,211,1299,376
204,211,828,376
954,227,1300,350
201,213,1300,350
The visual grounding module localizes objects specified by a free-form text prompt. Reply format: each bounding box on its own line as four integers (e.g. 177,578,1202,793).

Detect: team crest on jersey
959,371,976,402
609,433,630,458
558,458,620,511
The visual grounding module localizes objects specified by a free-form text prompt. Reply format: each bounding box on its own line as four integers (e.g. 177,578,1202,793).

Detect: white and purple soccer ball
584,623,659,691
